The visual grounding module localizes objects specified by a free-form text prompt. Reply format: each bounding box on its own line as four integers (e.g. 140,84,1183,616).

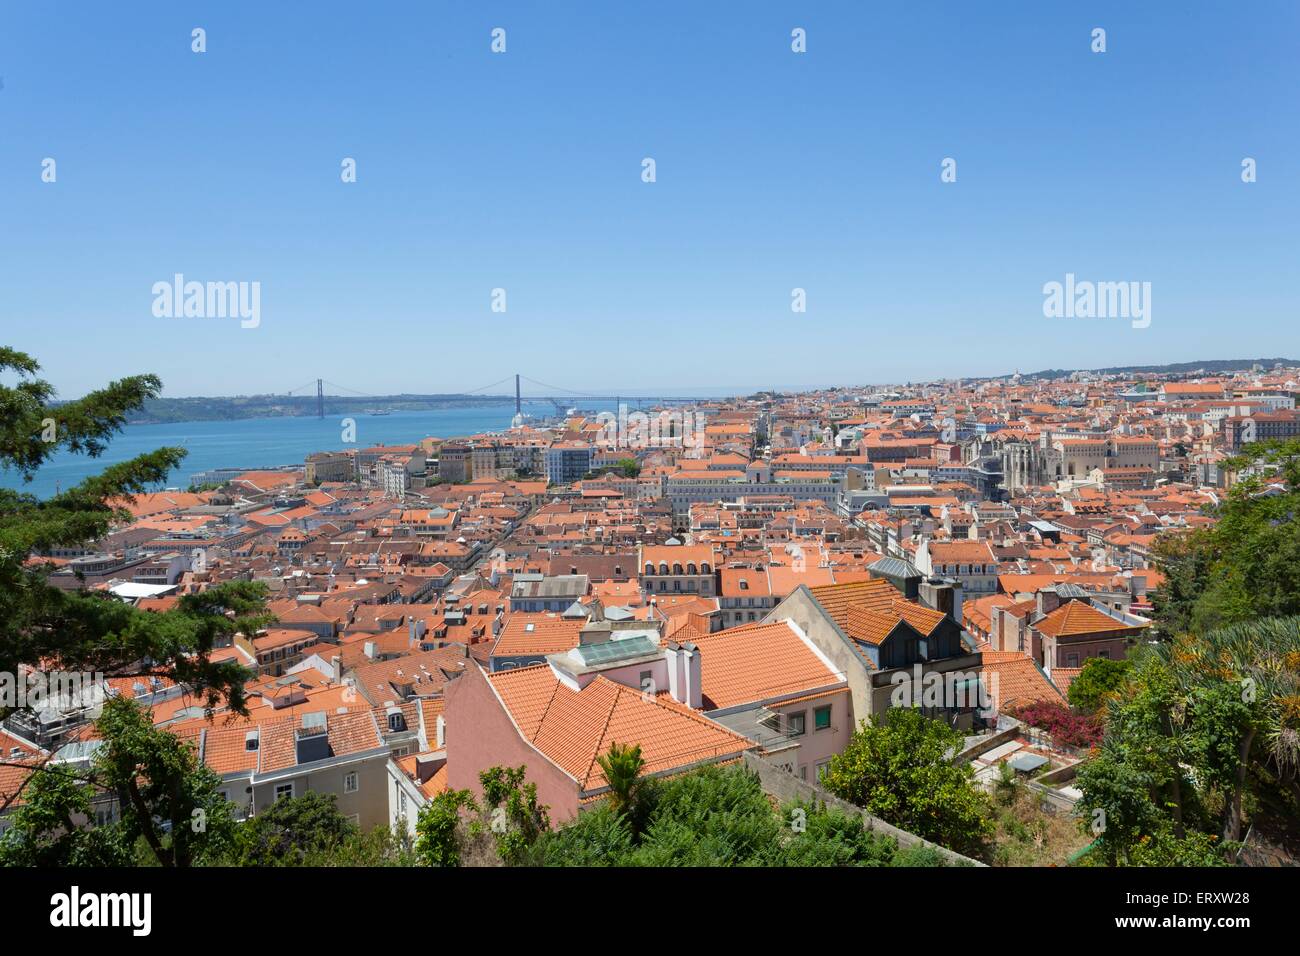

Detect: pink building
444,618,849,818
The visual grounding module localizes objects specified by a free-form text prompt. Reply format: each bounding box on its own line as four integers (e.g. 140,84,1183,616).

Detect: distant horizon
39,355,1300,404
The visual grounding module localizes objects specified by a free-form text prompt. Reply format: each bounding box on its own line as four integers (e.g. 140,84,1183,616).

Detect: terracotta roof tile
487,667,755,791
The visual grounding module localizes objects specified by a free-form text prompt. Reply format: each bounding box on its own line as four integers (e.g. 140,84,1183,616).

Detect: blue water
0,402,584,499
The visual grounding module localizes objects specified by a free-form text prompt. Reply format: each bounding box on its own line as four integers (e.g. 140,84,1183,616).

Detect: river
0,402,588,499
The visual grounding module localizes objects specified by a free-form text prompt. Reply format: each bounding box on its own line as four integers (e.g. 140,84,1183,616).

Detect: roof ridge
529,674,565,744
579,676,625,787
646,681,757,743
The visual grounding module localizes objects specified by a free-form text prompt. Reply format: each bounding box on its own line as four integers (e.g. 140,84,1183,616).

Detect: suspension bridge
279,374,711,418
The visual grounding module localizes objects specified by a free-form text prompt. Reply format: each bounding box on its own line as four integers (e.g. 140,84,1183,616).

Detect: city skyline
27,354,1300,404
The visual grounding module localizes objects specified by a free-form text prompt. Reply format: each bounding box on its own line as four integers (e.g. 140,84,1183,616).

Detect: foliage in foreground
0,347,273,719
415,762,951,867
822,707,994,859
0,697,237,867
1067,657,1134,715
1151,437,1300,635
1075,617,1300,865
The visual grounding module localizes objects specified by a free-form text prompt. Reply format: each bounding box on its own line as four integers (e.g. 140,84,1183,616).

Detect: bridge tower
316,379,324,418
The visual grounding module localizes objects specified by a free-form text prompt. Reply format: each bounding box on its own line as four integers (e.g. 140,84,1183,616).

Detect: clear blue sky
1,2,1296,397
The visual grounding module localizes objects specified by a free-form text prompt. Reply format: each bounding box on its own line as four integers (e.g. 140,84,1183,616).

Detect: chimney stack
1036,587,1061,618
681,642,702,709
664,642,684,703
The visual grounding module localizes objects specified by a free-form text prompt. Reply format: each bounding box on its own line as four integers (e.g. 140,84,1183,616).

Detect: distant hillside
1021,358,1298,381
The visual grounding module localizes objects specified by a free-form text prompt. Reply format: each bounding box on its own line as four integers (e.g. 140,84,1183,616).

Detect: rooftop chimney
415,752,446,784
681,642,702,710
1036,587,1062,618
664,642,685,702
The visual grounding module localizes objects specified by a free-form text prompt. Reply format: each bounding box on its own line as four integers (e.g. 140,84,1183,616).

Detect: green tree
823,708,994,858
626,764,785,866
1077,619,1300,863
533,803,634,866
1151,438,1300,634
233,791,359,866
0,347,270,718
1165,618,1300,841
1068,657,1133,714
299,825,416,867
1075,656,1199,863
414,788,477,867
616,458,640,478
1124,823,1228,866
779,799,904,867
0,762,135,867
1,696,236,867
413,766,552,867
93,695,238,866
536,765,950,868
479,765,551,864
594,741,653,835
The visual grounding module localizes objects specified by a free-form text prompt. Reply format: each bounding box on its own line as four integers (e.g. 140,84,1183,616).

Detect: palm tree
1164,616,1300,841
595,742,648,829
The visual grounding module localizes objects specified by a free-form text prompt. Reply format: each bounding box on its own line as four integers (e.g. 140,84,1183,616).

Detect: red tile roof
487,666,755,791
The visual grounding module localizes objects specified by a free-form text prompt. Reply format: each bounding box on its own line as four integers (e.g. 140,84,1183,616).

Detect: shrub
1009,700,1103,748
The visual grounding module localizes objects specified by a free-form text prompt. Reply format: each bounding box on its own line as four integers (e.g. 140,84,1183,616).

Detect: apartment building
666,462,836,519
544,443,594,485
718,566,776,627
437,444,473,483
188,710,392,829
509,573,590,612
444,647,757,822
639,543,718,598
915,539,998,595
763,573,985,730
305,451,354,484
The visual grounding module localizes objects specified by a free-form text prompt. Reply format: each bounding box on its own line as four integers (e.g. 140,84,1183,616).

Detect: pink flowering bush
1008,701,1103,749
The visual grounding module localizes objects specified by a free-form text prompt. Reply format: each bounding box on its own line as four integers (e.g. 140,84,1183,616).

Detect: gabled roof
487,667,755,792
492,615,585,658
1035,600,1147,638
978,651,1067,710
180,709,385,777
806,578,902,629
844,606,910,647
688,620,844,710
